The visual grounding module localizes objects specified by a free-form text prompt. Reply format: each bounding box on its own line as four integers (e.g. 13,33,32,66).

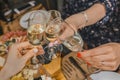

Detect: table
43,57,66,80
0,3,45,34
0,3,66,80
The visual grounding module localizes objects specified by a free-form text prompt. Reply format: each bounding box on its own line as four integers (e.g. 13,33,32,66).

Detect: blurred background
0,0,64,35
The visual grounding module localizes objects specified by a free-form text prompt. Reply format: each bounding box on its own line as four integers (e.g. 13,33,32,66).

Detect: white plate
19,10,50,29
90,71,120,80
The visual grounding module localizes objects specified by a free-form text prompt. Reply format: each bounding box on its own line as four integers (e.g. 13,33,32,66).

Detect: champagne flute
44,18,63,64
45,10,61,42
45,18,63,42
27,10,50,53
26,10,51,79
27,10,49,64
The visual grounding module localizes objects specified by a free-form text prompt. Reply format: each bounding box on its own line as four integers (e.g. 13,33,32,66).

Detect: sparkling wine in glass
43,18,65,75
45,22,61,42
27,24,45,45
26,10,51,79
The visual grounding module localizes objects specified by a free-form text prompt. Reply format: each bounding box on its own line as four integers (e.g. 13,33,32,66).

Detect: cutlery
62,52,86,80
62,52,92,80
62,60,84,80
68,56,92,80
69,56,86,75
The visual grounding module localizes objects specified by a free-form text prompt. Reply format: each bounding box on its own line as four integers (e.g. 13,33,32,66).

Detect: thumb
22,48,38,61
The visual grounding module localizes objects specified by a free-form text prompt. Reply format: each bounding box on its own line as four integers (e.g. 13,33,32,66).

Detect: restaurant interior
0,0,63,34
0,0,120,80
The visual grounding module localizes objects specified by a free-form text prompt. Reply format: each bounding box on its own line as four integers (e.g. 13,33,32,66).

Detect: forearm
84,3,106,26
0,67,10,80
66,3,106,29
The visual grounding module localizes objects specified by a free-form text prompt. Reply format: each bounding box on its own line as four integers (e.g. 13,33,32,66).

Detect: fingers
22,46,44,61
17,41,33,49
87,59,118,71
22,48,38,61
84,53,116,63
96,61,118,71
59,22,75,40
81,46,111,58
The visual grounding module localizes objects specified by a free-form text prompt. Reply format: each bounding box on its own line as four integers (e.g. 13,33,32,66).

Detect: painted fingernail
33,48,38,53
86,62,91,66
77,52,82,58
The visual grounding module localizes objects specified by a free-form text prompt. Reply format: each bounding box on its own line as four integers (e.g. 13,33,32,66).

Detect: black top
62,0,120,49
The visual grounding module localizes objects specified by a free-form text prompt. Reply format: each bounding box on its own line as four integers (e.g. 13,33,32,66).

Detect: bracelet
81,12,88,26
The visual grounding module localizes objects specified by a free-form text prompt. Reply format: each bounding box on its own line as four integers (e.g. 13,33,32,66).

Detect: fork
62,60,85,80
62,56,87,80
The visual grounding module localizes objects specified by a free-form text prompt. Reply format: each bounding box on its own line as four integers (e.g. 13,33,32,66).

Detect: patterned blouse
62,0,120,49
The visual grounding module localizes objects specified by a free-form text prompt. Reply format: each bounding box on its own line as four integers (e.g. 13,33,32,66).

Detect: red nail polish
86,62,91,66
77,52,82,58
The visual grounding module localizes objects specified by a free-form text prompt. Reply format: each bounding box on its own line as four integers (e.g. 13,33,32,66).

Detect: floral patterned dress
62,0,120,49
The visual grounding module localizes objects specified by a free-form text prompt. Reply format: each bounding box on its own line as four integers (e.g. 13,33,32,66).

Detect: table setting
0,9,120,80
0,10,66,80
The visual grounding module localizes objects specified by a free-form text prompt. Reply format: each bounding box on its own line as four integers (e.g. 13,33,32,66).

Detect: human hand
80,43,120,71
59,13,86,41
0,41,44,79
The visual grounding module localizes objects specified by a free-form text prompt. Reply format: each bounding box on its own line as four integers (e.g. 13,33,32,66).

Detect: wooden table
43,57,66,80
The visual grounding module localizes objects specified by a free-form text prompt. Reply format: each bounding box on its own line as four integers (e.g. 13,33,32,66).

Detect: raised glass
27,10,50,45
26,10,51,79
61,23,101,74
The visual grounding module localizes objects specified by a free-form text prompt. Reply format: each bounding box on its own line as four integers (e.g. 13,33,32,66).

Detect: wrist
65,13,88,30
81,12,88,27
0,67,11,80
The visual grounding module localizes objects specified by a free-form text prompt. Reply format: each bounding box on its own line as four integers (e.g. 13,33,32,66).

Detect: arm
60,3,106,40
65,3,106,29
0,41,44,80
82,3,106,26
0,67,11,80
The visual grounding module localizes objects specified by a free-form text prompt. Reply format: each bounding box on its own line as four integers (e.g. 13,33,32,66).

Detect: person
60,0,120,71
0,41,44,80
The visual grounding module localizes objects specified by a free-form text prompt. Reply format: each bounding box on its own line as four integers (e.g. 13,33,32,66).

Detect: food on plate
0,30,27,55
0,30,27,42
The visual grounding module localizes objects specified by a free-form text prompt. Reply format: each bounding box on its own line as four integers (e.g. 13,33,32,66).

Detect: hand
59,13,85,40
0,41,44,80
80,43,120,71
58,22,75,41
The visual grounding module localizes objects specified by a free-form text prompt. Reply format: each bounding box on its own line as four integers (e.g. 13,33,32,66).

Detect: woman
0,41,44,80
61,0,120,71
